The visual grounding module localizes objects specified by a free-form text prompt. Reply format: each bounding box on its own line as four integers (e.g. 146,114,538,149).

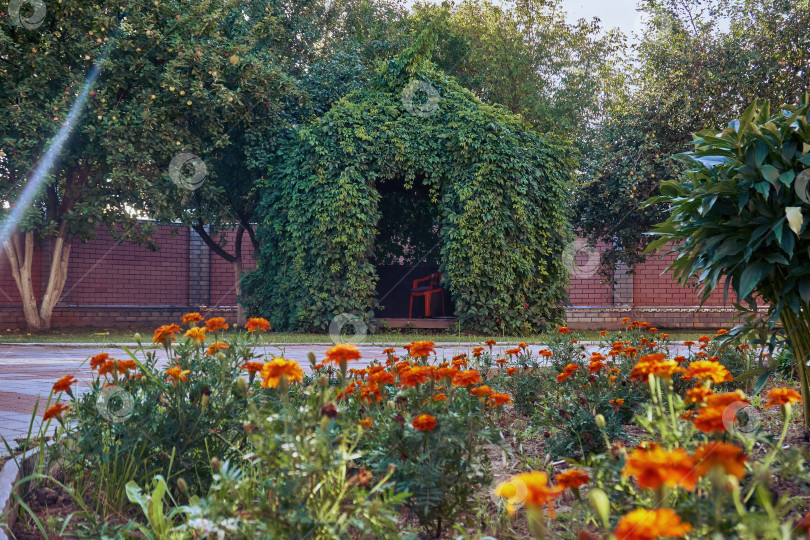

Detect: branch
192,221,235,263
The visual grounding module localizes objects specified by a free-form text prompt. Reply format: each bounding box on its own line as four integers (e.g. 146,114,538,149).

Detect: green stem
779,305,810,432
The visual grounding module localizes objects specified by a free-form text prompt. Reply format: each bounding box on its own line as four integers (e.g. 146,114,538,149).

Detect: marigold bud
236,377,248,396
595,414,606,429
308,351,317,368
317,374,328,388
588,488,610,529
177,477,188,493
211,457,221,472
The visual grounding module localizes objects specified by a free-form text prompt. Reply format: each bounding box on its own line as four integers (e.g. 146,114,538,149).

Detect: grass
0,326,710,345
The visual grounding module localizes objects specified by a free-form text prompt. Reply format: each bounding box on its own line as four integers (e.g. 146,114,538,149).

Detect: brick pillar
613,262,633,307
189,228,210,307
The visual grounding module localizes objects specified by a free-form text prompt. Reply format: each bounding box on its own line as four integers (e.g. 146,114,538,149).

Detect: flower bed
7,316,810,539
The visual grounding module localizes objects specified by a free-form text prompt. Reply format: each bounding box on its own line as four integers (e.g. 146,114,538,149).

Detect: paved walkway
0,341,686,452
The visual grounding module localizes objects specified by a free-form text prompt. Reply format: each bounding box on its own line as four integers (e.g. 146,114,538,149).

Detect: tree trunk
3,230,43,330
234,226,246,326
39,224,72,329
779,305,810,433
2,227,72,331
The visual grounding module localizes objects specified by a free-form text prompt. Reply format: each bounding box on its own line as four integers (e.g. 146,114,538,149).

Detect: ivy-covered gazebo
243,32,576,334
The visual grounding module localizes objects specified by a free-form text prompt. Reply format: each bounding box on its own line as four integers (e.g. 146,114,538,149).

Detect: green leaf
761,164,780,184
739,262,771,299
786,206,804,236
753,370,772,395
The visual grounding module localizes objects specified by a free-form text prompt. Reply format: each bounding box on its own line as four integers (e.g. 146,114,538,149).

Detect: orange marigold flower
97,360,115,376
412,414,437,431
181,312,204,324
488,393,512,407
359,383,383,403
437,366,459,380
245,317,270,333
242,361,264,373
433,393,448,402
400,365,433,387
43,403,70,421
470,385,495,397
205,341,229,355
53,375,78,393
588,360,606,373
518,342,528,349
693,442,747,479
184,327,207,342
614,508,692,540
505,347,521,356
555,469,590,490
683,360,732,383
325,343,362,364
485,339,497,347
600,330,608,336
609,375,617,383
683,340,696,347
639,322,650,329
166,366,190,384
623,346,639,358
610,398,624,407
558,327,572,334
204,317,229,332
153,324,181,345
716,329,728,335
539,349,553,358
408,340,435,358
261,358,304,388
673,355,686,363
692,390,749,433
117,359,137,372
90,353,109,370
382,347,395,355
452,370,483,387
507,367,517,375
496,358,508,364
648,327,658,333
698,335,711,343
765,388,803,408
359,417,373,428
660,333,670,339
621,317,630,324
495,471,563,517
369,371,396,385
685,384,713,404
623,443,697,491
472,346,485,357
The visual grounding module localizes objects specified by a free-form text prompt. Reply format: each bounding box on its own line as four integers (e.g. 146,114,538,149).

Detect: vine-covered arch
243,31,576,334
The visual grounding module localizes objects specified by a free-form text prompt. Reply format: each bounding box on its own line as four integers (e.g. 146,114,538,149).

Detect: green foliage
577,0,810,278
142,385,406,539
646,96,810,426
243,29,576,333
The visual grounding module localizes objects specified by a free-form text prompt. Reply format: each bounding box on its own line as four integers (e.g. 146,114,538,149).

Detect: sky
406,0,643,38
562,0,639,36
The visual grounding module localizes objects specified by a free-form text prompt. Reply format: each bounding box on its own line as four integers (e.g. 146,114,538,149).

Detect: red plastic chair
409,272,445,318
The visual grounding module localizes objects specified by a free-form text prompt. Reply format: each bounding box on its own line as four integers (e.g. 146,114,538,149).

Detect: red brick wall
567,242,613,306
0,227,756,329
634,251,732,306
208,231,256,307
62,227,190,306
